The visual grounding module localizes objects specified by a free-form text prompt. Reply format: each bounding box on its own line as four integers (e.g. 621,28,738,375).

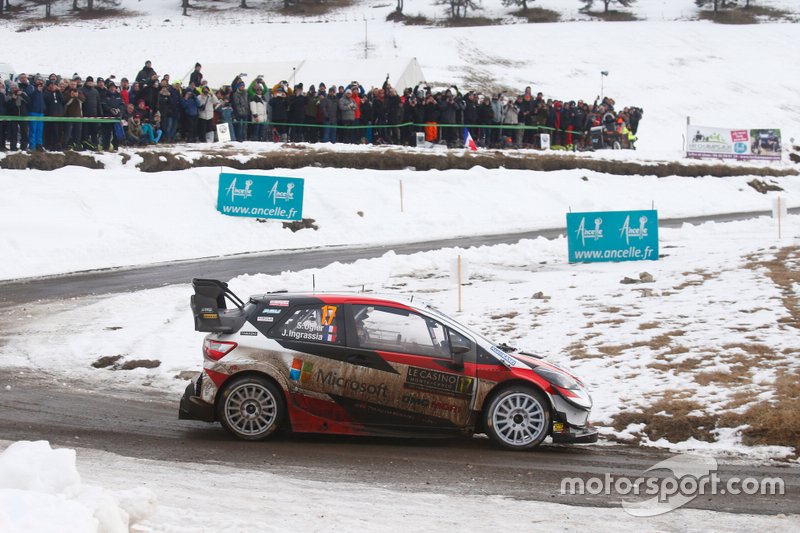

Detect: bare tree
240,0,248,6
437,0,481,19
580,0,636,13
695,0,720,13
396,0,404,13
182,0,189,16
503,0,532,12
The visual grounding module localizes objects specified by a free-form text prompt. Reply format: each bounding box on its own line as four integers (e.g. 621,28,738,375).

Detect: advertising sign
217,173,304,221
687,125,781,161
567,210,658,263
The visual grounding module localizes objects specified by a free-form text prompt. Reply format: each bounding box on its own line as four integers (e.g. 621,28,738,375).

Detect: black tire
216,375,285,441
483,385,551,451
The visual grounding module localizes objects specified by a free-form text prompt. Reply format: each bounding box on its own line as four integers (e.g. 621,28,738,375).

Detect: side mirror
450,342,470,368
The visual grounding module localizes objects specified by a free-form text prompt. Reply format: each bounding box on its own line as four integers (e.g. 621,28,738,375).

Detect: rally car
179,279,598,450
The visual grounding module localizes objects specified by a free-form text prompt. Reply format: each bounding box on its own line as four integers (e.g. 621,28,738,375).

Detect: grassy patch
613,393,717,443
512,7,560,23
386,11,431,25
585,10,638,22
718,369,800,451
279,0,354,17
439,16,503,27
699,6,792,24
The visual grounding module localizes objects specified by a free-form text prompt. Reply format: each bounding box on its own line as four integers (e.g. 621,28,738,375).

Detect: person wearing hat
5,83,31,151
338,89,356,144
190,63,203,88
100,80,123,151
320,87,338,144
62,78,85,150
28,76,46,150
268,85,289,142
119,77,130,106
81,76,101,149
158,80,181,143
231,82,250,142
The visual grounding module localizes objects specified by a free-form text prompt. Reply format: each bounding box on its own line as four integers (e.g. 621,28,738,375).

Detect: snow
1,165,798,280
0,439,796,533
0,440,155,533
2,214,798,458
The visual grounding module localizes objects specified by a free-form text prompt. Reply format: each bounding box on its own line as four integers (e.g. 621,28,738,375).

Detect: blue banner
217,173,304,221
567,210,658,263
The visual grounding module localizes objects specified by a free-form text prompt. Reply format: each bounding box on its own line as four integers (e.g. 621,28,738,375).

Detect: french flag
464,128,478,151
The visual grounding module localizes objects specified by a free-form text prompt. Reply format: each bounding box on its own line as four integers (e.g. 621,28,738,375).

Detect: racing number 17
320,305,337,326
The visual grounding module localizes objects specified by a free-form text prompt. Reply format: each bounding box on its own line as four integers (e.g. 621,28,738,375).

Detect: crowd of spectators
0,60,643,152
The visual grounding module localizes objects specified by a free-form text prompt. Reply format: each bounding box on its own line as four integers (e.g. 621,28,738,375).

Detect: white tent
184,58,426,92
181,61,302,90
293,58,426,92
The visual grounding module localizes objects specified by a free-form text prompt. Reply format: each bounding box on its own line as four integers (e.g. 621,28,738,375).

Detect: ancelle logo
576,217,604,246
226,178,253,202
619,215,649,245
268,182,295,205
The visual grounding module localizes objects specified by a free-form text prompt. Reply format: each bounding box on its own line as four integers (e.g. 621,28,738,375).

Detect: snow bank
0,441,156,533
2,166,797,280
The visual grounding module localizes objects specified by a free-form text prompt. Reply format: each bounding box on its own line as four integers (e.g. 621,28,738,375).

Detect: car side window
352,304,450,358
275,304,343,345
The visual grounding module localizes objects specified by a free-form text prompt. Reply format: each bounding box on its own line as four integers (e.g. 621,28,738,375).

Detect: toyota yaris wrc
179,278,598,450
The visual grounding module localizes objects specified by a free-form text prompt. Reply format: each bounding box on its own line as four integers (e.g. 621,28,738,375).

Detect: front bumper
551,423,599,444
178,380,215,422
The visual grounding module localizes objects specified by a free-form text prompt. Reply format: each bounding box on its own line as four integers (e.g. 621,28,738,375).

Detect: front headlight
533,366,580,390
533,366,593,409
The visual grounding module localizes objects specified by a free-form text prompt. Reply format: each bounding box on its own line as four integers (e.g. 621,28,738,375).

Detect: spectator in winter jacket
126,115,147,145
82,76,101,149
502,97,521,146
179,89,200,143
136,61,156,85
320,88,338,144
28,77,46,150
268,89,289,141
101,82,124,150
189,63,203,88
338,89,357,143
477,96,494,146
231,83,250,142
288,85,308,142
5,84,30,150
198,85,219,143
0,83,7,150
62,80,85,150
249,86,267,142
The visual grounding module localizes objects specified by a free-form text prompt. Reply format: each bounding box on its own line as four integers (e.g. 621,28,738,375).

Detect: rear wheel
483,386,551,450
217,375,285,441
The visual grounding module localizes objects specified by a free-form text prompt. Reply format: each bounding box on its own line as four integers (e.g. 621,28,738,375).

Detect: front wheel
483,386,551,450
217,375,285,441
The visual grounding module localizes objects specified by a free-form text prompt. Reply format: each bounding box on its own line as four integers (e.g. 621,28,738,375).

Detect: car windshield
420,301,510,354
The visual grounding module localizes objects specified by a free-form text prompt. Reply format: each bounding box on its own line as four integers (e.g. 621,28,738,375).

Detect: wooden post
457,254,462,312
399,179,404,213
778,196,782,240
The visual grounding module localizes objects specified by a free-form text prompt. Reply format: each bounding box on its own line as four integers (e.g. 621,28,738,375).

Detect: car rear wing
190,278,248,333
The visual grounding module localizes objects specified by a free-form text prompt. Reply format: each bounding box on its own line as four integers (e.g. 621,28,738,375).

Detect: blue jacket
29,88,45,114
180,94,200,117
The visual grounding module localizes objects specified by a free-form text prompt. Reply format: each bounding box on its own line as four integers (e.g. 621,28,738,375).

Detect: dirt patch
92,355,123,369
281,218,319,232
693,368,749,386
612,393,716,443
0,150,104,170
278,0,353,17
119,359,161,370
137,151,191,172
585,9,638,21
439,16,503,27
673,269,715,290
638,321,660,330
512,7,560,23
718,369,800,452
490,311,519,320
748,179,783,194
747,246,800,329
386,11,431,25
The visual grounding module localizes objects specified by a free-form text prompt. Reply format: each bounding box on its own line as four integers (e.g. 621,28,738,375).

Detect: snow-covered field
1,165,796,280
2,439,796,533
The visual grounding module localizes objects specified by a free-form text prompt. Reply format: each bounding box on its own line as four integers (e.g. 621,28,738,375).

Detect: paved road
0,371,796,515
1,208,797,307
1,207,798,516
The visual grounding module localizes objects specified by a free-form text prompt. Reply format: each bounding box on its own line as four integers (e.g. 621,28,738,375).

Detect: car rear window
274,304,344,345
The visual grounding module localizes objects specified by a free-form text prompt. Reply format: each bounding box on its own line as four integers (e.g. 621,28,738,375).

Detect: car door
343,303,477,432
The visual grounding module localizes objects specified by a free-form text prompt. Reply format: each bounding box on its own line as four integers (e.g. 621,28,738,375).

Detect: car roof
250,292,419,308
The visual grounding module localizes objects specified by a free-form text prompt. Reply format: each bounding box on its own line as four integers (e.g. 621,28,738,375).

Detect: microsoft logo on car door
290,358,313,384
